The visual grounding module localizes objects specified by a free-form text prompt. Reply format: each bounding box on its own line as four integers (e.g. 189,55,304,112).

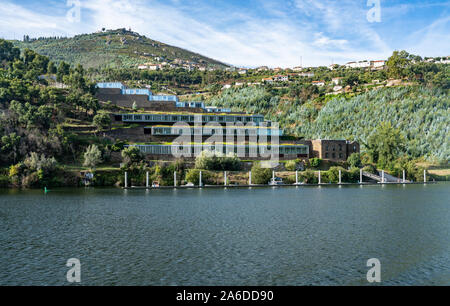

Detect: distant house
299,72,315,77
345,61,371,69
148,64,160,71
273,75,289,82
312,80,325,86
370,60,385,70
262,77,274,83
238,68,248,74
440,56,450,64
273,67,283,72
257,66,269,71
292,66,303,72
331,77,343,85
222,84,232,89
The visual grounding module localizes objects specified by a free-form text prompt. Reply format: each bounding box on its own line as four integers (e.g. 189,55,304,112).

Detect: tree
347,153,362,168
121,146,144,167
93,112,112,131
343,73,360,88
251,162,272,184
285,160,297,171
386,50,411,79
0,39,20,66
83,145,103,169
80,93,99,115
24,152,57,173
309,158,322,168
56,61,70,82
366,122,405,168
1,132,21,164
47,61,57,74
431,71,450,89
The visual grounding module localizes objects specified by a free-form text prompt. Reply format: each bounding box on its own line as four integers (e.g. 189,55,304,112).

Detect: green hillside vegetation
14,28,228,69
208,85,449,162
0,38,448,187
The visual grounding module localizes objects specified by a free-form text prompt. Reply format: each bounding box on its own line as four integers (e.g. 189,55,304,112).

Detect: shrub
92,111,111,131
194,151,242,171
363,164,377,175
24,153,57,174
300,169,318,184
285,160,297,171
93,170,122,186
347,153,362,168
21,172,40,188
121,146,145,167
327,167,346,183
185,169,213,185
309,158,322,168
83,144,103,169
251,162,273,184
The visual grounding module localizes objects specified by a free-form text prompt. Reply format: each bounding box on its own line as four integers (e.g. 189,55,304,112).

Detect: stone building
310,139,360,162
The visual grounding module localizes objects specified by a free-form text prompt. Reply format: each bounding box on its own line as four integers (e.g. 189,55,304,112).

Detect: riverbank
125,181,439,190
1,163,448,189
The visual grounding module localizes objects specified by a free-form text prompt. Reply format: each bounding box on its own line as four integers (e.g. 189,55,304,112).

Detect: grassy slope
13,29,228,69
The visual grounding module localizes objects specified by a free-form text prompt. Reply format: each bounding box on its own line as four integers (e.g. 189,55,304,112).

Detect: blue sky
1,0,449,67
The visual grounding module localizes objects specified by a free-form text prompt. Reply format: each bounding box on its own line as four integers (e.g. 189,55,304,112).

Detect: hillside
12,28,228,70
208,86,449,162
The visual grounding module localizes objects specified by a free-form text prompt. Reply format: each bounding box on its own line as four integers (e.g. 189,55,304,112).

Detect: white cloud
312,33,348,48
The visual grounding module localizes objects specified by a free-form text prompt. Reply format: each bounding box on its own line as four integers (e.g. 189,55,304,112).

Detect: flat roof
147,125,280,130
118,111,264,117
128,142,307,146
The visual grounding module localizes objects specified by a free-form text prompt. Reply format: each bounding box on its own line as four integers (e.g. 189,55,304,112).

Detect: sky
0,0,449,67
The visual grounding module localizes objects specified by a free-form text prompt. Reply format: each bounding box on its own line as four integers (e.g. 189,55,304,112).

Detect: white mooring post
272,171,275,182
146,171,149,188
339,170,342,184
318,171,321,184
249,171,252,185
360,169,363,184
296,171,298,185
382,170,385,183
174,171,177,187
424,170,427,183
403,170,406,183
224,171,227,186
199,171,203,187
124,172,128,188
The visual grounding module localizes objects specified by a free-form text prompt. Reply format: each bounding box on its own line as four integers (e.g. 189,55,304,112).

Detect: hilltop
12,28,229,70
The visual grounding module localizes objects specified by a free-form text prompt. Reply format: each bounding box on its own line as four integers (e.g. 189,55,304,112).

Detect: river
0,183,449,285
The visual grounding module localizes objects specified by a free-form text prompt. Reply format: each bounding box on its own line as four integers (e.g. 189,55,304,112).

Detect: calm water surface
0,184,449,285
